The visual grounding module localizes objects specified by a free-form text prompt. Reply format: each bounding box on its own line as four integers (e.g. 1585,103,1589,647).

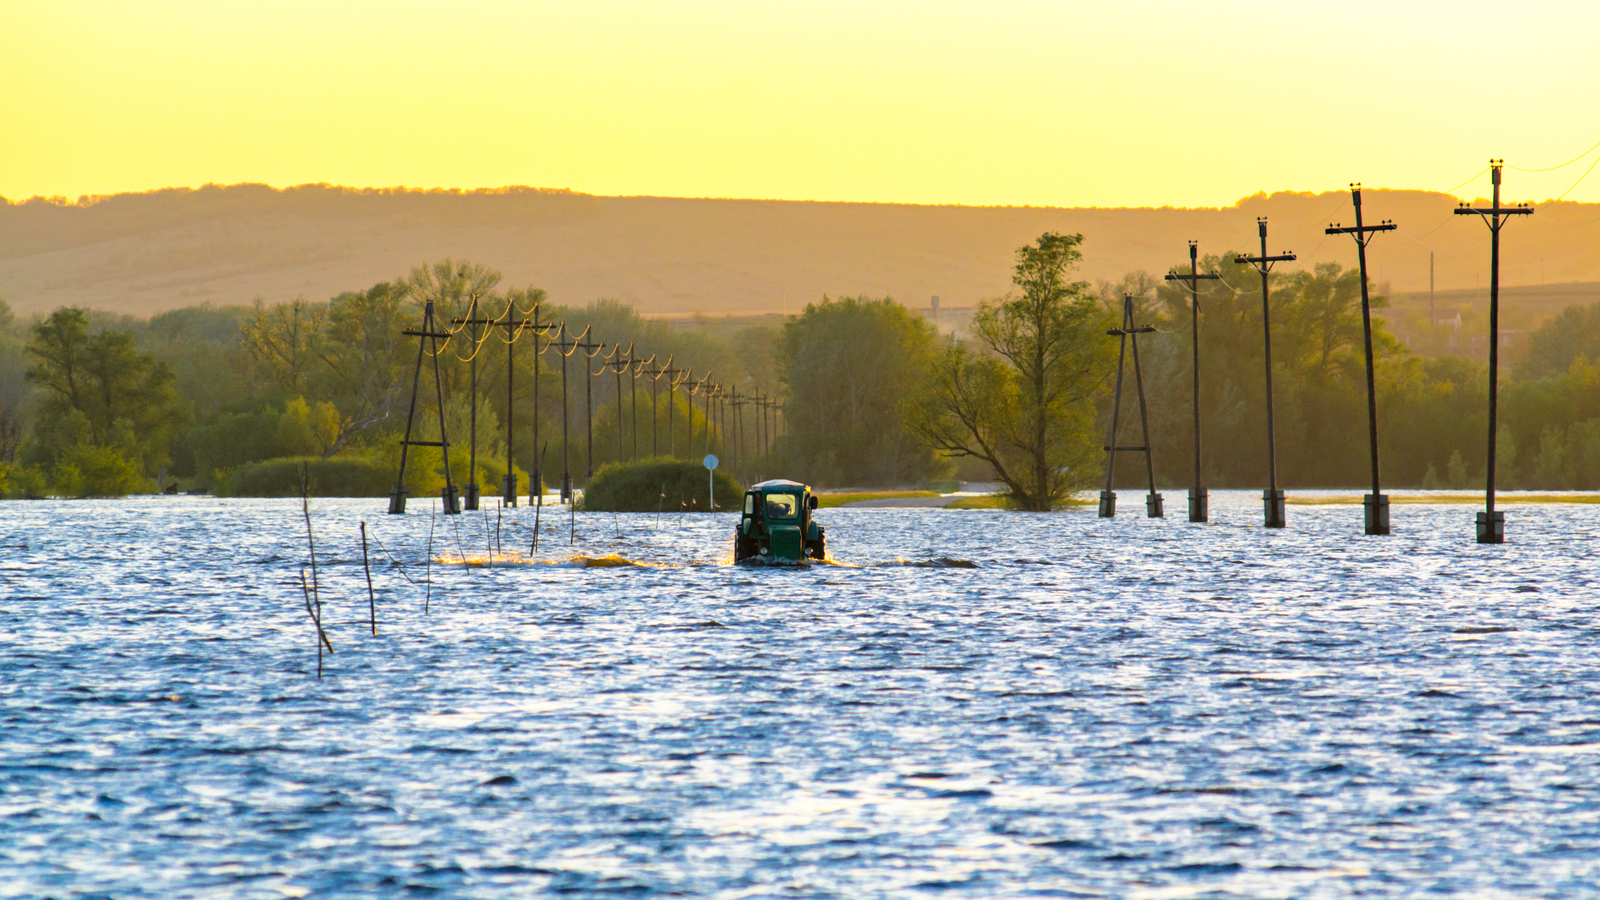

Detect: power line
1507,136,1600,172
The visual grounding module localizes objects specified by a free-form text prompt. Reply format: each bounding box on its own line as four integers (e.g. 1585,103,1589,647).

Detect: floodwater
2,491,1599,898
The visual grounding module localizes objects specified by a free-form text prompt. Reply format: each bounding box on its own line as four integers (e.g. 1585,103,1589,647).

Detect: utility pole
1098,294,1162,518
548,324,578,503
1429,252,1435,326
576,333,604,482
626,349,641,461
390,299,460,515
606,344,629,465
1164,241,1220,523
662,362,685,457
642,355,662,458
530,303,549,502
729,388,746,477
1235,218,1296,528
500,300,545,507
1327,183,1397,536
1454,160,1533,544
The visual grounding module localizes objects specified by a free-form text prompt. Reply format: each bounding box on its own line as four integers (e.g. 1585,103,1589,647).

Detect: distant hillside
3,183,1598,319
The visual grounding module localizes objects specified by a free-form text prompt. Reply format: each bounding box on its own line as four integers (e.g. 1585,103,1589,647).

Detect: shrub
581,457,743,512
52,444,147,497
224,455,392,497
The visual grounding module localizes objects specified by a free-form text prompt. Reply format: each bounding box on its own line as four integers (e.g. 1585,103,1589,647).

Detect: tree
910,233,1112,509
241,296,327,397
777,296,941,486
311,281,413,454
24,307,185,477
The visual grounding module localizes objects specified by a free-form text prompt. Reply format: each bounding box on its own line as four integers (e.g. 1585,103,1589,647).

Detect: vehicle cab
734,479,826,563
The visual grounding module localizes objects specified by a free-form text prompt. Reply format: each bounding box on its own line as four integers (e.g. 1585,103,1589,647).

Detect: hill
3,183,1598,319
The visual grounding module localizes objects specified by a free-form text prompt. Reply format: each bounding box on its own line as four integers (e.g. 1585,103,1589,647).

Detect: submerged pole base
388,484,408,515
1098,490,1116,518
1146,492,1164,518
1476,510,1505,544
1363,493,1390,536
503,473,518,508
1263,489,1286,528
560,474,574,504
1188,487,1208,523
442,485,461,515
463,483,480,512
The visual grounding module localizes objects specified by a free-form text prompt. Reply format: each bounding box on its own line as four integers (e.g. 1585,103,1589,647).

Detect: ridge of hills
2,183,1599,319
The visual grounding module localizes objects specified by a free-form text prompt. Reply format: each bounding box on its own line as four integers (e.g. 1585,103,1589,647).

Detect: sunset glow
6,0,1600,206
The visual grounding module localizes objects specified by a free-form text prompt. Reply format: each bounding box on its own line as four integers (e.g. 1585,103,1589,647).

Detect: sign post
704,454,719,510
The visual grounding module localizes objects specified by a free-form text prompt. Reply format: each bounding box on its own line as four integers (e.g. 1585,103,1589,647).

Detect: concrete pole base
1363,493,1390,535
1476,510,1505,544
503,473,518,507
388,485,408,515
1263,489,1286,528
441,485,461,515
463,483,480,512
1098,490,1116,518
1188,488,1208,523
1146,492,1164,518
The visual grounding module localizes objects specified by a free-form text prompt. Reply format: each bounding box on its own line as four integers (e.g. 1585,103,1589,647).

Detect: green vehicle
734,479,827,564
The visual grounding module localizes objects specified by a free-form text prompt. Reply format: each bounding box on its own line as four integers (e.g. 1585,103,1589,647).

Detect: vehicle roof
749,479,809,491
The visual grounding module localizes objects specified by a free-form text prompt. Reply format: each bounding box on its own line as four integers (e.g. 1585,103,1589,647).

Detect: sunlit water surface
3,492,1599,898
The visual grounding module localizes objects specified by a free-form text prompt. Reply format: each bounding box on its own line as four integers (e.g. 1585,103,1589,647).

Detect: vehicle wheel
807,531,826,560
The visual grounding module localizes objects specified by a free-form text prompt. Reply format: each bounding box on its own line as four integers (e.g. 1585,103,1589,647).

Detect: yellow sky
6,0,1600,207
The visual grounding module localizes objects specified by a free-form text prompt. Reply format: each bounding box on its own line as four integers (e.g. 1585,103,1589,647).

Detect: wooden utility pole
662,362,686,457
1454,160,1533,543
642,355,663,458
576,333,604,482
390,300,459,515
1164,241,1220,523
1098,294,1162,518
1234,218,1296,528
548,325,578,503
606,343,633,465
1327,184,1398,535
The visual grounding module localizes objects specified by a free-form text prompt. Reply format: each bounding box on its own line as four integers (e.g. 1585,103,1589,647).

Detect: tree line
1,237,1597,504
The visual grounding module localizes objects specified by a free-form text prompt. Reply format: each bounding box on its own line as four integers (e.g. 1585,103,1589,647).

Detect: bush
223,455,393,498
581,457,743,512
53,444,148,497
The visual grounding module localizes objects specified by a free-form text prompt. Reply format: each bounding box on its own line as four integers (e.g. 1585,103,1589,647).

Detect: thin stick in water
360,521,376,636
426,499,436,614
299,465,321,613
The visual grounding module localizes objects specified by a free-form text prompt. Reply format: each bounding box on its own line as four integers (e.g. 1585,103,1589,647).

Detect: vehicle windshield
764,493,799,520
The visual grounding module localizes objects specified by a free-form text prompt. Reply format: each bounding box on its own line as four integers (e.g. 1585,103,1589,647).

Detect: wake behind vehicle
733,479,826,564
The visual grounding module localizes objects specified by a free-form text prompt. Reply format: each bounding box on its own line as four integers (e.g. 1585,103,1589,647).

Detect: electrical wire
1507,137,1600,173
1553,152,1600,202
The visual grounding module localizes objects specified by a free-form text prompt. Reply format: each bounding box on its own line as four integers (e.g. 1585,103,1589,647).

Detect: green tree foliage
776,296,942,486
911,234,1113,509
23,307,185,484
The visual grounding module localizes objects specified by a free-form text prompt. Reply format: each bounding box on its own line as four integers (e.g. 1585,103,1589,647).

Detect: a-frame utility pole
390,300,459,515
1235,218,1296,528
1454,160,1533,544
1327,184,1397,536
1098,294,1162,519
1164,241,1220,523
